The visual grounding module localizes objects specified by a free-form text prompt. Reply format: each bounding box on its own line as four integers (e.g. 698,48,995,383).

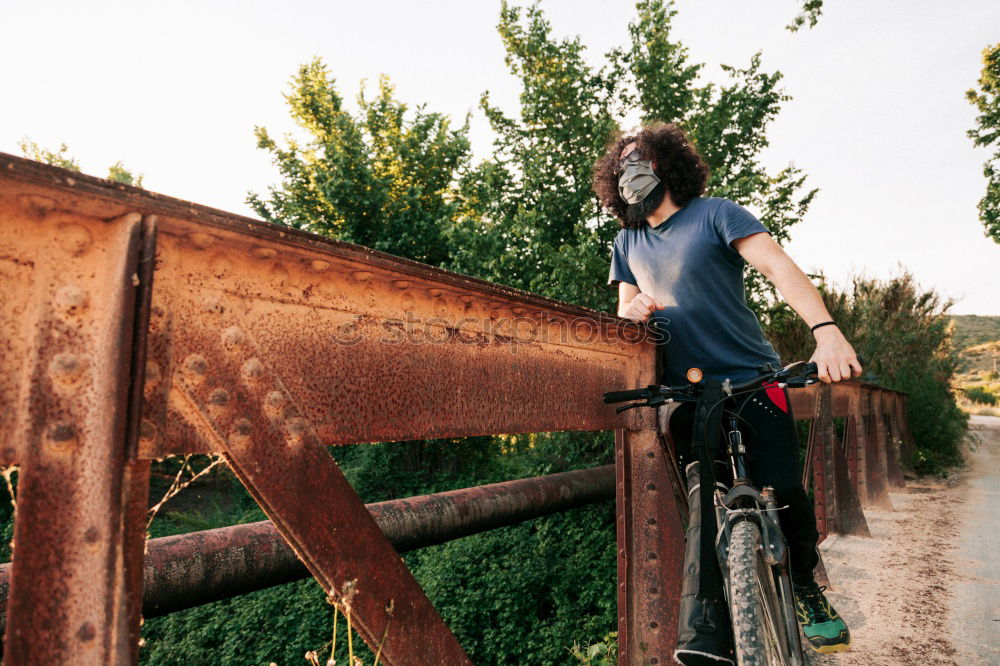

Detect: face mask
618,160,661,204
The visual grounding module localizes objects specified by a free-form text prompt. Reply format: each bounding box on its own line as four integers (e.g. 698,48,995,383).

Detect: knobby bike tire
726,520,794,666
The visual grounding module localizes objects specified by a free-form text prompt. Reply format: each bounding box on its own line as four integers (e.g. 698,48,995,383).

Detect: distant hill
951,315,1000,351
952,315,1000,374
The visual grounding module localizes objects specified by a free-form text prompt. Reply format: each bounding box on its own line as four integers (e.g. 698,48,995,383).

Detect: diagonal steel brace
169,300,470,666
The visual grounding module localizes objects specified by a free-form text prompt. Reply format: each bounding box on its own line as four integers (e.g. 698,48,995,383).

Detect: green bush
765,270,968,473
965,386,998,405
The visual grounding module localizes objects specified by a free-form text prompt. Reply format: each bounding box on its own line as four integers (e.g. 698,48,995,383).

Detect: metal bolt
252,246,277,259
54,284,88,314
221,325,245,349
309,259,330,271
139,419,157,442
47,423,78,450
202,296,224,315
283,417,308,444
49,353,86,385
188,232,216,249
228,418,253,445
264,390,287,419
183,354,208,378
209,388,230,406
242,358,265,382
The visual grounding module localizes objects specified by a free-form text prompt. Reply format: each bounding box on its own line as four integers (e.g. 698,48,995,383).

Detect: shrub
764,270,967,473
965,386,998,405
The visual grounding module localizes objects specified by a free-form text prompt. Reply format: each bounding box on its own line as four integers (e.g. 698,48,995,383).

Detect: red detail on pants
763,382,788,413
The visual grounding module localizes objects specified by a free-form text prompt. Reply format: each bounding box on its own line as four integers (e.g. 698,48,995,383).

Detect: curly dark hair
592,122,710,228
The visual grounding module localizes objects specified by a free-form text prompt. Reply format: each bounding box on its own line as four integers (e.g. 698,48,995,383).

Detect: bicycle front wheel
726,520,794,666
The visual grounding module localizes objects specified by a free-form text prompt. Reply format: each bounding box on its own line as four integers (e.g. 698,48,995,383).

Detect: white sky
2,0,998,314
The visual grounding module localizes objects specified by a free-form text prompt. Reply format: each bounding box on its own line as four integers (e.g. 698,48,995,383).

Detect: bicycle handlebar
603,359,832,410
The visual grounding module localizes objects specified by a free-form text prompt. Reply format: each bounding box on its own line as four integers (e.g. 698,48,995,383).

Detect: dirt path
805,416,1000,665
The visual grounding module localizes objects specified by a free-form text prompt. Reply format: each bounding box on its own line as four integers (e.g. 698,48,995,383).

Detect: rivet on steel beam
427,288,444,297
229,418,253,445
209,388,230,406
65,177,76,186
47,423,78,450
77,622,96,643
182,354,208,381
512,307,526,315
241,358,265,382
56,223,94,257
83,526,100,544
202,295,225,315
139,419,157,443
283,417,308,444
253,247,277,259
352,271,372,281
17,193,56,217
54,284,89,314
264,390,288,419
188,232,217,249
221,325,245,349
392,280,411,289
49,353,86,385
309,259,330,271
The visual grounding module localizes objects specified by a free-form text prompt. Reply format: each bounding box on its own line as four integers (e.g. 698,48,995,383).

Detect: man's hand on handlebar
809,326,863,384
619,292,665,323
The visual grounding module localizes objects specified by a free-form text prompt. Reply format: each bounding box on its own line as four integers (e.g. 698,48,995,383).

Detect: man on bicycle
592,122,860,662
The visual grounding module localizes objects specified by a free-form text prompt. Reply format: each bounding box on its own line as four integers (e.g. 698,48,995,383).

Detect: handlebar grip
603,388,649,404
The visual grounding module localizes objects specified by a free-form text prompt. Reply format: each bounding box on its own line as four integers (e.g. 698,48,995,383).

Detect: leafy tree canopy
966,43,1000,243
248,64,471,266
445,0,815,313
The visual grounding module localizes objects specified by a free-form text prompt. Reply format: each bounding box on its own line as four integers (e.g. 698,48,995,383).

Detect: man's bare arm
732,232,862,383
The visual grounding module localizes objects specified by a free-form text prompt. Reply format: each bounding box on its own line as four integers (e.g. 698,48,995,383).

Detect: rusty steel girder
0,153,660,665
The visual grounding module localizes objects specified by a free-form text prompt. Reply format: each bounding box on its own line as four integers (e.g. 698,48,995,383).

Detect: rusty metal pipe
0,465,614,621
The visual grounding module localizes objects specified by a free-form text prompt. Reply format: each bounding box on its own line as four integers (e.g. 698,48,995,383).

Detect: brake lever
614,394,670,413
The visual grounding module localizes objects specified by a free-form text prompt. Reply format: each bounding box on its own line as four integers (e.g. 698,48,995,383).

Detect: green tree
448,0,816,314
18,138,144,186
248,61,471,266
967,43,1000,243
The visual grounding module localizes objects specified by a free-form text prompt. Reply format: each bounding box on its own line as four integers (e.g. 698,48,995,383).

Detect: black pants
668,388,820,585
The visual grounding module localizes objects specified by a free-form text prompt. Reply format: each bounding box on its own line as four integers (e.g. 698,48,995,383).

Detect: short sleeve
608,232,638,287
714,199,769,247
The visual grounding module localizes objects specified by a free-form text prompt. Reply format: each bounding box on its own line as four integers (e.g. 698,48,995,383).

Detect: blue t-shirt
608,196,781,384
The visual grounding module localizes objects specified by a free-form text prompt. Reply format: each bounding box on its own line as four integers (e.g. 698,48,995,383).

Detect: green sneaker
793,582,850,654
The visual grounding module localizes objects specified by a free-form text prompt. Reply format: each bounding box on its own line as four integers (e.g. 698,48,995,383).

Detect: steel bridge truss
0,154,912,664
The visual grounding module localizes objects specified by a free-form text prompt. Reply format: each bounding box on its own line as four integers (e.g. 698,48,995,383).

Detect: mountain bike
604,361,821,666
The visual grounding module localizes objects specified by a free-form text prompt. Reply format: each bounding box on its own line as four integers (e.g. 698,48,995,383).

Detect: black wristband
811,320,837,333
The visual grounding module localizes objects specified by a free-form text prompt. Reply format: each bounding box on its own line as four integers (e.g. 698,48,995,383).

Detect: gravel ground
804,416,1000,665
